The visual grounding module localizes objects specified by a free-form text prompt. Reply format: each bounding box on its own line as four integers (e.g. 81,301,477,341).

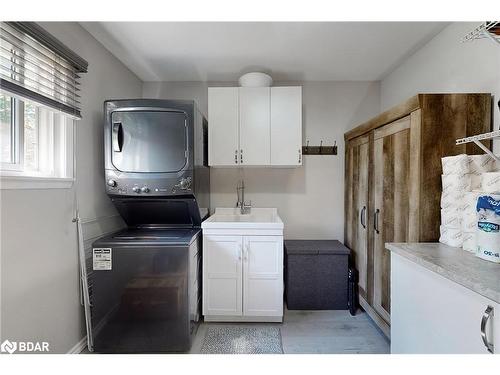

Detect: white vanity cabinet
201,208,284,322
208,86,302,167
203,235,244,316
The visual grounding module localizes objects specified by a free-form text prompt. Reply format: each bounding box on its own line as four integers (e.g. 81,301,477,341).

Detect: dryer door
111,110,188,173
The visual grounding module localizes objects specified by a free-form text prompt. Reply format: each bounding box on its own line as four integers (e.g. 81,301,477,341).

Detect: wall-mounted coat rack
302,140,338,155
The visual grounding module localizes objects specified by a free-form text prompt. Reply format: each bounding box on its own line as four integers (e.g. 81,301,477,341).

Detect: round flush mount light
238,72,273,87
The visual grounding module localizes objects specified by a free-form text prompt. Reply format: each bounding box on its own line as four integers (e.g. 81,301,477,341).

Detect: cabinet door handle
298,149,302,164
235,150,238,164
374,209,380,234
240,149,243,164
244,243,249,261
360,206,366,229
481,305,494,353
238,243,242,261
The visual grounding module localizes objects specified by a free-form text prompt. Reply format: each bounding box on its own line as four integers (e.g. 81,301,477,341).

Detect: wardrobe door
345,134,370,302
372,116,412,324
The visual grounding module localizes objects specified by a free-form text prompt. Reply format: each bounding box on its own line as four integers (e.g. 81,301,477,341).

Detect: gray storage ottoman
285,240,350,310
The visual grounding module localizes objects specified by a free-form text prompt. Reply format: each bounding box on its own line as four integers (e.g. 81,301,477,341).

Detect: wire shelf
456,130,500,163
456,130,500,145
462,22,500,46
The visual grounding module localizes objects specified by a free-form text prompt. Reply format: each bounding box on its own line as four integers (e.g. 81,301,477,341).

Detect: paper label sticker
93,248,112,270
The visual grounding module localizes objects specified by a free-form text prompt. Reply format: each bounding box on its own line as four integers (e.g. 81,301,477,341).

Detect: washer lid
111,228,200,245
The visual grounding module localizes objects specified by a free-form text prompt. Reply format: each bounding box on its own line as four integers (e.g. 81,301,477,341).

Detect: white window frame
0,93,75,189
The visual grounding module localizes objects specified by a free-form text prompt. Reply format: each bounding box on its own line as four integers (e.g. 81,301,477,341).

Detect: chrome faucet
236,180,252,214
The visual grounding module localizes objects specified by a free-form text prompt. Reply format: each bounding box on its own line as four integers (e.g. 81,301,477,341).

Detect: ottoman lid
284,240,350,255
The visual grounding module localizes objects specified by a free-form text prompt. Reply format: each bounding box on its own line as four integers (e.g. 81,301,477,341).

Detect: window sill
0,175,75,190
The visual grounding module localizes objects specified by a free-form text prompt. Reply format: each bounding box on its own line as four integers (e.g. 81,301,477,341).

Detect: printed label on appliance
93,248,112,270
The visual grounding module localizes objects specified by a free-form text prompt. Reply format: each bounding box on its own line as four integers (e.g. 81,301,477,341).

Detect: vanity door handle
481,305,494,353
244,243,249,261
360,206,366,229
374,209,380,234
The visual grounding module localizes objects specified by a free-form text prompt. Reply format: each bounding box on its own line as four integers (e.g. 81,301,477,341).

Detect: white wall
381,22,500,154
0,23,142,353
143,81,380,239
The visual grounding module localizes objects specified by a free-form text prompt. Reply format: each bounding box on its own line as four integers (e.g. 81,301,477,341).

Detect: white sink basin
201,208,283,230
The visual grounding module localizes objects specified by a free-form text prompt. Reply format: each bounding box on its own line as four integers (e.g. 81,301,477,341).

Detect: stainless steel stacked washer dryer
87,99,209,353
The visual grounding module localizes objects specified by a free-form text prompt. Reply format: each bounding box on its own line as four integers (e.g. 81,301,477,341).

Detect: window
0,92,74,188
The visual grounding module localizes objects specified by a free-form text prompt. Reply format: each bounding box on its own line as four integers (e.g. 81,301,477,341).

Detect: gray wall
0,22,142,353
143,81,380,239
381,22,500,153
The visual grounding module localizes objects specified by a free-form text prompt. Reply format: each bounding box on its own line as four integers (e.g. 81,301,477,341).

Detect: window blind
0,22,88,118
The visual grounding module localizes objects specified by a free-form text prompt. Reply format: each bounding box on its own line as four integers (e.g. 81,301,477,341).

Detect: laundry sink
201,208,283,230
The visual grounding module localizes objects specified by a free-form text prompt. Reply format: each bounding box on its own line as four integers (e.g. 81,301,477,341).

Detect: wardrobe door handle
481,305,494,354
360,206,366,229
374,209,380,234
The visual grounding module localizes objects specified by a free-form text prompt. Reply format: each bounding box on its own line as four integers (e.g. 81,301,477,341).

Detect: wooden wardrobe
344,94,492,337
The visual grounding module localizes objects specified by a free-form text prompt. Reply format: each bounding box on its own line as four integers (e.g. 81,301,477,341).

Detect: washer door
111,110,187,173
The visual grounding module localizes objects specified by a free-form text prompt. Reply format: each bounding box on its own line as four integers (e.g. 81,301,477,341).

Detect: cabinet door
243,236,283,317
203,235,243,316
372,116,412,324
392,253,498,354
345,135,370,302
270,87,302,166
208,87,239,166
239,87,270,165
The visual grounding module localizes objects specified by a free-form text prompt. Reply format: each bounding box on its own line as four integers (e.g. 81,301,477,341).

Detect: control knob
132,186,140,193
107,179,117,187
141,186,150,193
178,177,192,190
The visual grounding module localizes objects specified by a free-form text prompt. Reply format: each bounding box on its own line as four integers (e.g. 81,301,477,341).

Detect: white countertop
201,208,284,230
386,242,500,304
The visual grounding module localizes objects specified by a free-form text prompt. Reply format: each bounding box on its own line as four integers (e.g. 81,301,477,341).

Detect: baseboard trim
359,296,391,339
203,315,283,323
67,335,87,354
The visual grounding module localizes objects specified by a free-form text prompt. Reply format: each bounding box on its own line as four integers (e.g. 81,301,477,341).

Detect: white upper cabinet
239,87,271,166
271,87,302,166
208,87,239,166
208,86,302,167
